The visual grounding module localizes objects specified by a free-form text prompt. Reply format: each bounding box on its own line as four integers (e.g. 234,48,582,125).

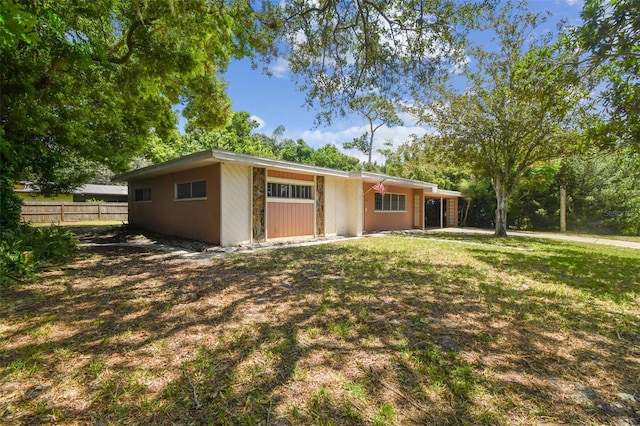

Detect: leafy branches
562,0,640,149
281,0,494,125
1,0,278,198
343,94,402,164
421,1,589,236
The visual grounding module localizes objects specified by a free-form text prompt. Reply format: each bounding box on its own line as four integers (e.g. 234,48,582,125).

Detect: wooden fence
20,202,128,223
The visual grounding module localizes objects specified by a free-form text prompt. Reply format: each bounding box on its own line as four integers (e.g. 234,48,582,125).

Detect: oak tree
421,2,588,236
1,0,276,197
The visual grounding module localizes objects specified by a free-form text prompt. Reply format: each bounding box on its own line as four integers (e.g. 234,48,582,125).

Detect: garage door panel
267,202,314,238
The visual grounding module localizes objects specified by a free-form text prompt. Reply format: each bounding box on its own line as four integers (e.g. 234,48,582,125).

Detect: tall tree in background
421,1,588,237
557,150,640,235
381,135,468,190
343,95,402,165
565,0,640,150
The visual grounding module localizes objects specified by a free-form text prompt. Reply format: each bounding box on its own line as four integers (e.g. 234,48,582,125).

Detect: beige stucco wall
128,164,221,244
220,163,251,246
343,179,362,236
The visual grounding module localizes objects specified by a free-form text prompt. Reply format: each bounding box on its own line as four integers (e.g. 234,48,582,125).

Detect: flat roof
113,149,461,197
15,183,128,195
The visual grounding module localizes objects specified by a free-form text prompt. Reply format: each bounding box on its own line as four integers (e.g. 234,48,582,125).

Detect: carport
424,190,460,228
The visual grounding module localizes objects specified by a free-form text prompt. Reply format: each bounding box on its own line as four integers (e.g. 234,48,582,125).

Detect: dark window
192,180,206,198
134,188,151,202
375,192,383,210
267,182,312,200
374,193,407,211
176,180,206,199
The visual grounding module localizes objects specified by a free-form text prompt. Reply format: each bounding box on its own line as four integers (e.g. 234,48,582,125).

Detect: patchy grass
1,234,639,425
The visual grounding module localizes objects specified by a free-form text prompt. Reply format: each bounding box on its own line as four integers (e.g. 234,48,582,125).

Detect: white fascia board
113,149,352,182
351,171,439,191
434,189,462,197
209,150,350,178
113,150,216,182
112,148,462,197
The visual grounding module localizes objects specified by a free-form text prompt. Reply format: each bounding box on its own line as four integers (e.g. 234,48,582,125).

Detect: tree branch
106,18,158,65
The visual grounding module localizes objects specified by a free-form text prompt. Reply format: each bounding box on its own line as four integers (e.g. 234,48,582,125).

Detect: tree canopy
141,112,362,171
1,0,277,195
280,0,494,125
565,0,640,150
420,2,589,236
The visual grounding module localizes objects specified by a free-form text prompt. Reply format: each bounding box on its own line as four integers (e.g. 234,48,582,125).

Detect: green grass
0,234,638,425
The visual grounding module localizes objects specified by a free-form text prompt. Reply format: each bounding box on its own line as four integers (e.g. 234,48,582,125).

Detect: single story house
113,149,461,246
15,182,128,202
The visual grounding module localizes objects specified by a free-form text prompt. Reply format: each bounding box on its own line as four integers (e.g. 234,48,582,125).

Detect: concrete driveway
429,227,640,250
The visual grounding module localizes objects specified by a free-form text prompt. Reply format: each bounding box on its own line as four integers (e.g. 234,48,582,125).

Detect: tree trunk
462,198,472,227
494,177,509,237
560,185,567,232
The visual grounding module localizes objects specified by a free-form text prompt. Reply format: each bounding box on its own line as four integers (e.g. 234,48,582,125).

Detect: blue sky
222,0,585,163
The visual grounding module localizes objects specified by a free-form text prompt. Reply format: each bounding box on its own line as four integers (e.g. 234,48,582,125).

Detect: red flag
372,181,385,193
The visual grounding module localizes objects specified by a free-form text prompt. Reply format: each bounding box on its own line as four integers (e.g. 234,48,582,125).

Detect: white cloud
295,124,429,164
250,115,266,130
565,0,582,6
269,57,290,78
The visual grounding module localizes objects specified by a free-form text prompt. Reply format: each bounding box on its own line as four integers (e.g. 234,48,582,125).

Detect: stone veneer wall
252,167,266,242
316,176,325,236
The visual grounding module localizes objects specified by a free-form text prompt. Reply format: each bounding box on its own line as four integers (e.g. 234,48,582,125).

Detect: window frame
374,192,407,212
134,187,152,202
266,178,314,203
175,180,207,201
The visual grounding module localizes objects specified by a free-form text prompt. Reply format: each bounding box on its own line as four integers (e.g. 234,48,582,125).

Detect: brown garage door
267,202,314,239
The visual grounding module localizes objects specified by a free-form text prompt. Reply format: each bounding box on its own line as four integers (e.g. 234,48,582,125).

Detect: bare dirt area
1,231,639,425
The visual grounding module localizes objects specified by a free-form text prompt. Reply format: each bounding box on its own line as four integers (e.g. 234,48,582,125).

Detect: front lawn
1,234,638,425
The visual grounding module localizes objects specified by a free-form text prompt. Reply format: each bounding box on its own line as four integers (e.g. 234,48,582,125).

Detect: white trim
267,198,315,204
374,192,407,212
113,149,462,198
267,180,315,201
249,169,254,243
175,179,207,200
267,176,315,185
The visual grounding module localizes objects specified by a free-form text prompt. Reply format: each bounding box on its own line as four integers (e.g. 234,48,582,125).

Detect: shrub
0,177,23,231
0,224,78,284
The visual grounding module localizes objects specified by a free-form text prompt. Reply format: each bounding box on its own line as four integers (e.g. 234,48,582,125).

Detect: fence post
98,203,102,220
60,203,65,223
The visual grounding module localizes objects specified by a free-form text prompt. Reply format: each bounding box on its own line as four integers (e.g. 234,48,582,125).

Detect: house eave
113,149,352,182
112,150,217,182
112,149,462,198
351,171,438,192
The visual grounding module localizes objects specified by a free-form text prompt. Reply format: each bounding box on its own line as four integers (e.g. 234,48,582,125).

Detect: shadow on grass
1,236,639,425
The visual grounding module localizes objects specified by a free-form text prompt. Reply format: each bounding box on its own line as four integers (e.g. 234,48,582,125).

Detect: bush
0,224,78,284
1,176,23,231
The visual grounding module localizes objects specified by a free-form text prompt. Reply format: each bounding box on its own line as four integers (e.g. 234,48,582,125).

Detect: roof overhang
113,149,351,182
425,189,462,198
351,171,438,191
112,149,462,198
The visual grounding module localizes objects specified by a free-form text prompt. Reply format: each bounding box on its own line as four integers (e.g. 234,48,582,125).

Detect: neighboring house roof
15,182,128,195
113,149,461,197
75,184,128,196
